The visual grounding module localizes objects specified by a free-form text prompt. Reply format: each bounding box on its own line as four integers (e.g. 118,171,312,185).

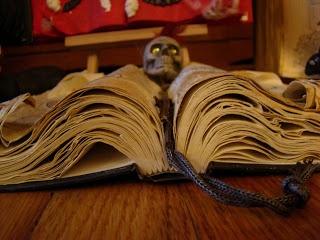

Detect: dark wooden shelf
0,23,254,74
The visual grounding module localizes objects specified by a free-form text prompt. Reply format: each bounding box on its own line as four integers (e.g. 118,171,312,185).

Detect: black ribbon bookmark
158,91,319,215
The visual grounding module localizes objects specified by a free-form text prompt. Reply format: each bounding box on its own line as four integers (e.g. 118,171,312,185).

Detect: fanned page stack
1,63,320,190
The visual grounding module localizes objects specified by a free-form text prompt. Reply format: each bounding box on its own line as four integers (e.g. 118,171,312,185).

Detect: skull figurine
143,36,182,84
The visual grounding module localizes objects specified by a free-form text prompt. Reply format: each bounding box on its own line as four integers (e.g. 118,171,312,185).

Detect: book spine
205,162,318,176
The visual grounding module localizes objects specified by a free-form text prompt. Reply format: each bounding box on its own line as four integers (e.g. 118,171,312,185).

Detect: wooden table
1,173,319,240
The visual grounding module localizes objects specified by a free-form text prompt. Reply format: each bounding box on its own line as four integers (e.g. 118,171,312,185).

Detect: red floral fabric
32,0,253,39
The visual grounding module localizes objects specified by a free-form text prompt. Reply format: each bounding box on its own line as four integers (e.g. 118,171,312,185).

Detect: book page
0,65,169,185
0,71,104,145
62,143,135,178
169,63,320,173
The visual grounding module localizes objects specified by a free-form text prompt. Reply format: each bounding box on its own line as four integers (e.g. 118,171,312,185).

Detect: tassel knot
282,176,311,208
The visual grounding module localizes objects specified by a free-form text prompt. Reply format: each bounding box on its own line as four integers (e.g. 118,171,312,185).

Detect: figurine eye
170,48,177,55
169,45,179,55
309,60,316,66
170,48,178,55
151,46,160,54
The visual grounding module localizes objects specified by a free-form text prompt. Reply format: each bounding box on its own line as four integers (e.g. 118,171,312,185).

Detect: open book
1,63,320,191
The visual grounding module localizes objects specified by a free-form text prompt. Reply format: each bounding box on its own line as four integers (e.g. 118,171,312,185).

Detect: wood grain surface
1,174,319,240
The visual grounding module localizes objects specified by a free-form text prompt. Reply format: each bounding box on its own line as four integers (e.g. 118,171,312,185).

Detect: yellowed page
0,65,168,185
169,63,320,173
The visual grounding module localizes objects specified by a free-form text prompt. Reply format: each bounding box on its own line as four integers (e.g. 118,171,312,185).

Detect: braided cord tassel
160,91,318,215
169,150,318,215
